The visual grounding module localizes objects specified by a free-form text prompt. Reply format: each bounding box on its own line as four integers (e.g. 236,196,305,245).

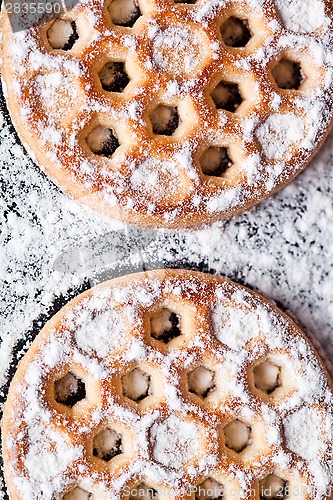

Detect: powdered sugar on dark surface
1,16,333,496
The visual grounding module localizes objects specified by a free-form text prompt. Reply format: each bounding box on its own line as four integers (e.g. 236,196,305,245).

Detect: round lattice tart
2,0,333,227
2,270,333,499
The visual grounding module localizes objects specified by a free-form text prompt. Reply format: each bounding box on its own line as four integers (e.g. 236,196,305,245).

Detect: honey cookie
2,270,333,499
2,0,333,227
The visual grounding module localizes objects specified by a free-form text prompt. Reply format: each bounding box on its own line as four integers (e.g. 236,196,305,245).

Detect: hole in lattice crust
194,478,224,499
108,0,141,27
63,487,93,499
220,16,252,47
253,361,281,394
223,419,251,453
122,368,151,402
271,58,303,90
200,147,233,177
174,0,197,4
259,474,288,499
54,372,86,408
47,19,79,50
188,366,216,398
93,428,122,462
86,126,120,157
98,61,130,93
150,308,181,343
129,483,158,499
211,82,242,112
150,105,179,136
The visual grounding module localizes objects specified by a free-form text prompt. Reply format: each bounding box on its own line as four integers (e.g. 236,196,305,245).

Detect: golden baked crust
2,269,333,499
1,0,333,228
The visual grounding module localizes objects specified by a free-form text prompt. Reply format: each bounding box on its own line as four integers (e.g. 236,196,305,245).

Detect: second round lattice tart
2,270,333,499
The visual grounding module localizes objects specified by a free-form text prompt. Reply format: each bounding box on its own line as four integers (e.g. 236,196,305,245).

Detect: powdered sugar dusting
74,308,127,358
212,300,263,351
1,0,333,496
275,0,329,34
150,414,200,469
255,113,305,161
148,22,209,77
284,407,328,461
23,428,83,499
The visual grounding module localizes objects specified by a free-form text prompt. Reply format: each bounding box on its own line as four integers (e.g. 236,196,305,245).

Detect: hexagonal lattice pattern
108,0,142,27
149,414,204,469
98,61,130,92
86,126,120,157
188,366,216,398
211,82,243,112
93,428,122,462
271,58,304,90
194,478,224,500
129,483,157,499
63,487,93,499
253,360,281,394
199,147,233,177
54,372,86,408
220,16,252,47
150,308,181,343
223,419,251,453
47,19,79,50
149,105,180,136
122,367,151,402
259,474,287,499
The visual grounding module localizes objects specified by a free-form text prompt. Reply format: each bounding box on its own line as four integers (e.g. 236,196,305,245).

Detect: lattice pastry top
1,0,333,227
2,269,333,499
